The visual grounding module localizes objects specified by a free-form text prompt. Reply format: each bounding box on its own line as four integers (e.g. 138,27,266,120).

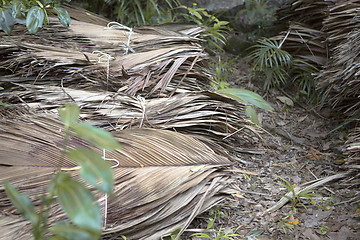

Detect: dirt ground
183,57,360,240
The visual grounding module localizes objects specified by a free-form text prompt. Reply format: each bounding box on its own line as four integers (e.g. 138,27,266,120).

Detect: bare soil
183,56,360,240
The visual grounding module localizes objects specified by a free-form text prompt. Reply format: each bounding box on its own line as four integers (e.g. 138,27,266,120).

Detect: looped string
105,21,133,55
92,50,114,91
102,148,119,229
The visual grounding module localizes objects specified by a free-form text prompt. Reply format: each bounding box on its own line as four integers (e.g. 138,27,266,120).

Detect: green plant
192,228,242,240
276,176,322,214
4,104,120,239
0,0,71,35
292,60,319,99
176,3,230,50
105,0,179,26
248,36,319,99
188,207,241,240
215,88,273,125
276,217,297,235
319,224,330,236
210,56,238,90
248,36,292,90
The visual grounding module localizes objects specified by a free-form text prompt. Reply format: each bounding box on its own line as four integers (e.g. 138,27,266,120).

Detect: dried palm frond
276,0,332,31
316,1,360,118
271,23,327,66
274,0,330,66
274,0,360,119
0,114,238,239
344,123,360,170
0,14,210,97
2,84,256,152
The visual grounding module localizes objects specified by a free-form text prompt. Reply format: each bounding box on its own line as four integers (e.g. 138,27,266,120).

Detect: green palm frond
249,38,292,70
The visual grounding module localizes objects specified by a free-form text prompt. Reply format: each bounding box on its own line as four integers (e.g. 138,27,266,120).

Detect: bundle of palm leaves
316,1,360,118
273,0,330,67
276,0,332,31
2,84,256,152
0,112,238,239
274,0,360,118
271,23,327,66
0,14,210,97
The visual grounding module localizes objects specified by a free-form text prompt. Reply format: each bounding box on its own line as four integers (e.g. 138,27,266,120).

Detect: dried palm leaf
0,14,211,97
316,1,360,118
275,0,360,119
276,0,332,30
344,123,360,170
0,113,237,239
272,23,327,66
2,84,256,152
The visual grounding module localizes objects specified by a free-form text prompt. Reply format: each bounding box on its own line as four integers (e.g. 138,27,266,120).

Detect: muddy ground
182,56,360,240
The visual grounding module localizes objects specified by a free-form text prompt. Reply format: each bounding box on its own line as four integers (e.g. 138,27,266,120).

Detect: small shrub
4,104,119,239
0,0,70,35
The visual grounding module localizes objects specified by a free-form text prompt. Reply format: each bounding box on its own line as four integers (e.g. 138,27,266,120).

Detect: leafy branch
4,104,119,239
0,0,70,35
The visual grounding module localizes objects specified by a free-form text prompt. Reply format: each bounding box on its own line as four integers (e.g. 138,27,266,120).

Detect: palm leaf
4,84,256,152
0,113,237,239
0,15,209,97
344,123,360,170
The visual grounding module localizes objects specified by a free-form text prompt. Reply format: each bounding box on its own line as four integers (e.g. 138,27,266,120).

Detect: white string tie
102,148,119,229
92,51,114,91
105,22,133,55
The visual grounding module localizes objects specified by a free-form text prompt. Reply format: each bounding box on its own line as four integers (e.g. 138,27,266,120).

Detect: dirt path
184,57,360,240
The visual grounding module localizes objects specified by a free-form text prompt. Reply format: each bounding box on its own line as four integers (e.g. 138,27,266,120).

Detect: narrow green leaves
249,38,292,70
71,123,121,151
245,106,260,126
216,88,273,111
68,148,114,193
26,6,45,34
54,7,70,27
216,88,273,125
4,182,40,226
0,7,15,35
52,172,102,232
58,104,80,129
50,222,100,240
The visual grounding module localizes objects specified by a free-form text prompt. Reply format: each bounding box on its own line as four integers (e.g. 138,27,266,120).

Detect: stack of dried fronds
273,0,331,66
316,1,360,118
0,112,240,239
276,0,331,30
0,15,211,96
0,6,258,239
272,23,327,66
3,84,255,151
274,0,360,119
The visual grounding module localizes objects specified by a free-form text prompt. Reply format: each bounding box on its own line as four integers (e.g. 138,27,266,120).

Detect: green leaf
68,148,114,193
53,172,102,231
58,104,80,129
4,182,40,225
26,6,45,34
11,1,26,24
50,222,100,240
54,7,70,27
245,106,260,125
71,123,121,151
216,88,274,111
0,7,15,35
